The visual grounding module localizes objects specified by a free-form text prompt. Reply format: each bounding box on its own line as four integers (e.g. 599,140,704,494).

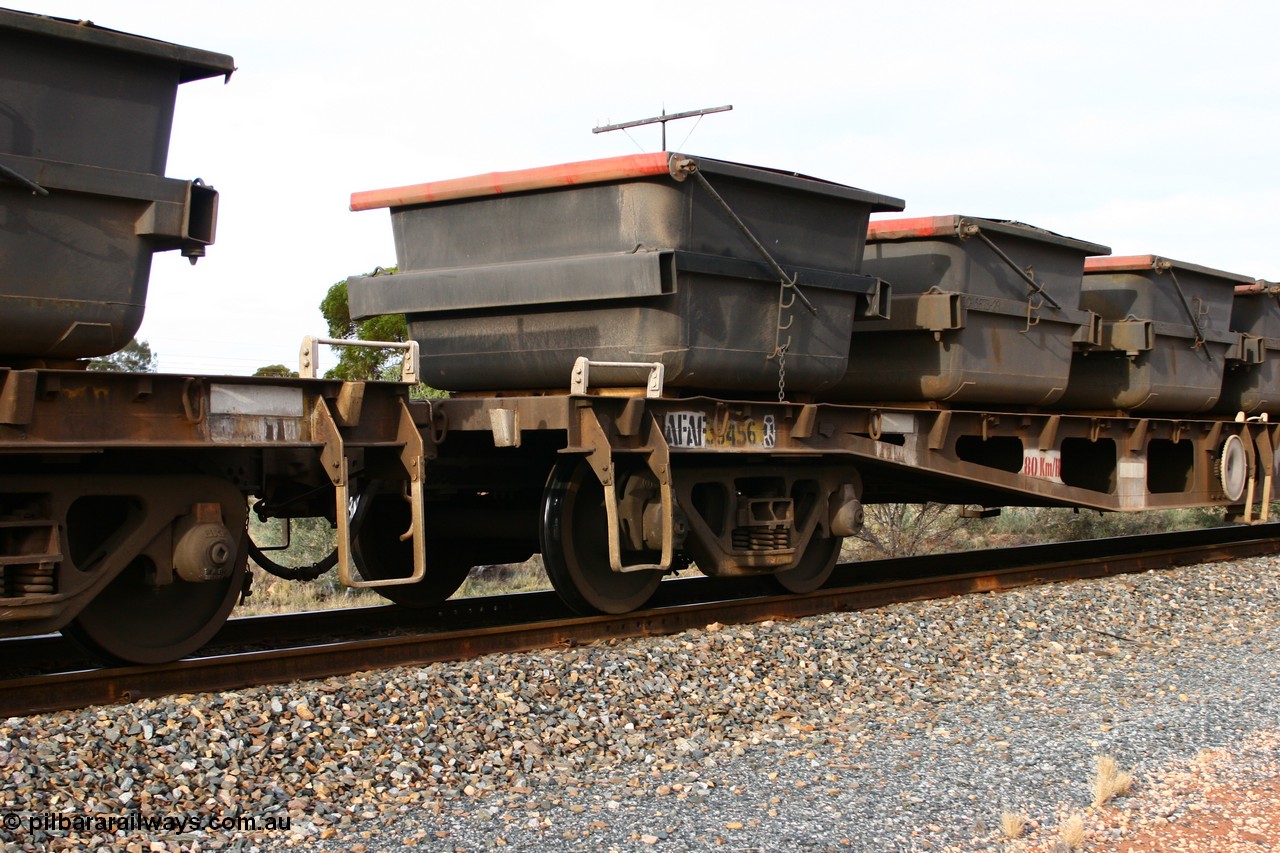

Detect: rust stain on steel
206,416,302,442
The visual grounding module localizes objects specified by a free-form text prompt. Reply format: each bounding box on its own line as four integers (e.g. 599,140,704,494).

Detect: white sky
21,0,1280,374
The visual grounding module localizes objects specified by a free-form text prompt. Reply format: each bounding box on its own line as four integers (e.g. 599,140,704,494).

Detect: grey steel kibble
1,556,1278,851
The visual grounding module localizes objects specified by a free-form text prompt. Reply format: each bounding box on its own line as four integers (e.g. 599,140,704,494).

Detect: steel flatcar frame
0,359,1273,663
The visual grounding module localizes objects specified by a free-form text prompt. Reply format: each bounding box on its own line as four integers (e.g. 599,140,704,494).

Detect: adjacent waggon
3,9,1278,665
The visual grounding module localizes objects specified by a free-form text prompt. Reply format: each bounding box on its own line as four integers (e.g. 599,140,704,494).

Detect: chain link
776,347,787,403
679,162,813,403
770,274,796,402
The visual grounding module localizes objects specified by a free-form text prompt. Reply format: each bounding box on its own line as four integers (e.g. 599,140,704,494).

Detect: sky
18,0,1280,374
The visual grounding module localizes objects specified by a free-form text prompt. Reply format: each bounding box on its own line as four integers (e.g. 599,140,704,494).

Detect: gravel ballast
3,554,1278,852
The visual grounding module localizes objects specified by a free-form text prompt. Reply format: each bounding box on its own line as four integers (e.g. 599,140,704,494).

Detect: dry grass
454,557,551,598
236,504,559,616
238,501,1238,616
237,557,554,617
237,566,384,616
1058,814,1085,849
957,505,1229,553
1000,812,1027,839
1091,754,1134,808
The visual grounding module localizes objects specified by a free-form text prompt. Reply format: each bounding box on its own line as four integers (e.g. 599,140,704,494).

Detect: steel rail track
4,523,1278,717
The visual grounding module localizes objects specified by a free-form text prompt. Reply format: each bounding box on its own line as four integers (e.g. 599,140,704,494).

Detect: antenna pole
593,104,732,151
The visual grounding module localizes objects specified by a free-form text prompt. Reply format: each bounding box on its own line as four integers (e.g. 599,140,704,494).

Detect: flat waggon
2,10,1277,665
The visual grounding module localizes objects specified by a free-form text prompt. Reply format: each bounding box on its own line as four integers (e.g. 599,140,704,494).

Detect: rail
3,523,1278,717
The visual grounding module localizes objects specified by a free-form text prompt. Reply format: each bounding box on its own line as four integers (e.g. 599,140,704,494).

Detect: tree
254,364,299,378
851,502,971,558
319,274,409,381
88,338,158,372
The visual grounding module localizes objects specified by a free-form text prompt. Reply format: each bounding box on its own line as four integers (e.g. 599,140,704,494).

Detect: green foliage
249,513,336,568
849,502,972,558
410,383,451,400
843,502,1233,561
240,511,383,616
254,364,299,378
319,271,448,397
319,274,409,381
979,505,1227,544
87,338,158,372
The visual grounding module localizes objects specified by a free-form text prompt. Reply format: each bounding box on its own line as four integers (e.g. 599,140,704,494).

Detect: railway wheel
63,554,247,666
351,488,471,607
541,460,662,615
769,533,841,594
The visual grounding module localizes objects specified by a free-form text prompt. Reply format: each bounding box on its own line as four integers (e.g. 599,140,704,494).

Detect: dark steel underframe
1,367,1274,652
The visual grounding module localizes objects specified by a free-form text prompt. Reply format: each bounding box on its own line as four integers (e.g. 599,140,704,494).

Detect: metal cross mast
593,104,733,150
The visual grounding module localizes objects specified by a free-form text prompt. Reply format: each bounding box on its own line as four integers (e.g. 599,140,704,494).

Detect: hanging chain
769,272,799,401
776,348,788,402
771,273,797,402
672,156,813,403
1158,259,1212,361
